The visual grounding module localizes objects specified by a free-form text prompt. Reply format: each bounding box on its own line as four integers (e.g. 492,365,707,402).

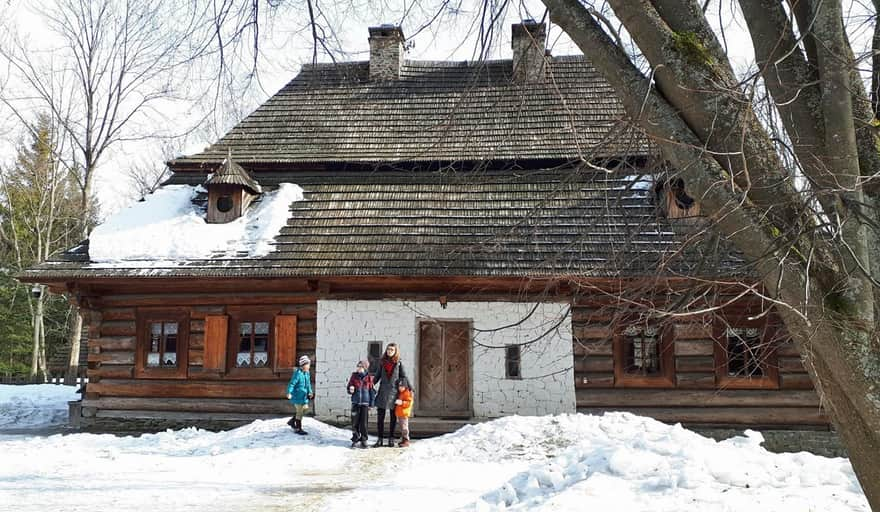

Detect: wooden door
419,320,471,416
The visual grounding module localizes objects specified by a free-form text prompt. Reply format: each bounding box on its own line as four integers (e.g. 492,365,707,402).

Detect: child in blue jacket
347,359,376,448
286,355,314,435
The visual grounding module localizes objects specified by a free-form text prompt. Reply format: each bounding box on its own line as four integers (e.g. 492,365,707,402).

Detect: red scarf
383,360,394,378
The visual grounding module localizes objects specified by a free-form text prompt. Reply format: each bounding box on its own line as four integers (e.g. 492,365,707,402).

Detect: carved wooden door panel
418,320,471,416
443,322,471,415
419,321,445,413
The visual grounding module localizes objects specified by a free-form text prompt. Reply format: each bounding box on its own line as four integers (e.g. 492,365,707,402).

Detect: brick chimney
369,25,405,81
511,20,547,83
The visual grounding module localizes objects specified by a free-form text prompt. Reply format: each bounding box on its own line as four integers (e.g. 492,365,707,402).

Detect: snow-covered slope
0,384,78,429
0,386,868,511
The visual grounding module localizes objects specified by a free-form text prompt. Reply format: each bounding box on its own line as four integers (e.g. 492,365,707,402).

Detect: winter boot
287,417,296,429
359,439,368,449
398,438,410,448
294,419,308,435
372,438,384,448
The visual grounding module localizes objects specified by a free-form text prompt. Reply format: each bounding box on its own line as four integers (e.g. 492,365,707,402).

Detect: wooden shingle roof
23,169,746,280
170,56,651,167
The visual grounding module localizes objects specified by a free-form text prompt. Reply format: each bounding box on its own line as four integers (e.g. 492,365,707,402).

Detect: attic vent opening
655,178,700,219
217,195,234,213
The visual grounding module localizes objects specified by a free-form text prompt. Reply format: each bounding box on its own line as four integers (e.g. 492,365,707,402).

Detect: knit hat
298,355,311,366
357,359,370,369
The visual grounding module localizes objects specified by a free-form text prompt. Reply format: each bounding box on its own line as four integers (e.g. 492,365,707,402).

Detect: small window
137,310,189,378
367,341,383,373
714,318,779,389
614,322,673,387
622,325,660,376
725,327,763,377
147,321,179,368
217,195,234,213
505,345,521,379
236,321,270,368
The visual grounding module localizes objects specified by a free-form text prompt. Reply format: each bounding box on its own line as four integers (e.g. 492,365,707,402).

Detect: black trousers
351,405,369,442
376,407,397,440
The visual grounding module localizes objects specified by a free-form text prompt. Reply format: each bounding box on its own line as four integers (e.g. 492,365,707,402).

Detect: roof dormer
654,177,700,219
205,150,262,223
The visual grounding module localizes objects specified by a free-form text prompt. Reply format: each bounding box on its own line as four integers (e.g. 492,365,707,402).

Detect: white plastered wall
314,299,575,422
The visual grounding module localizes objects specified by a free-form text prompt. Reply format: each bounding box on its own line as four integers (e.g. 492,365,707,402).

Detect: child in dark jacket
347,360,376,448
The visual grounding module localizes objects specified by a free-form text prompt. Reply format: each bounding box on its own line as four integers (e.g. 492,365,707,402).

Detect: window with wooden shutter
135,309,189,379
274,314,298,372
203,315,228,372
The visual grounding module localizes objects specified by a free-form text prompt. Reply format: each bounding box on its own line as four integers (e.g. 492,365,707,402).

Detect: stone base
693,427,847,458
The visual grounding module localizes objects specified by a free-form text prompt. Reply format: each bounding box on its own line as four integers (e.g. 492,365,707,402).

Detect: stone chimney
369,25,405,81
511,20,547,83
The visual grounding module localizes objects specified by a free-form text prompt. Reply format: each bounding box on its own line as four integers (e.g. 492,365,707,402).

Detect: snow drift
88,183,303,263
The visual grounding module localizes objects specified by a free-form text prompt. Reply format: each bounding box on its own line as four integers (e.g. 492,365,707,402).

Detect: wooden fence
0,374,87,385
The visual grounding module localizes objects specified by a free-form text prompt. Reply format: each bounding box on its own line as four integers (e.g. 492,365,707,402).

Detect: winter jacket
373,357,407,410
347,371,376,406
287,368,313,405
395,388,413,418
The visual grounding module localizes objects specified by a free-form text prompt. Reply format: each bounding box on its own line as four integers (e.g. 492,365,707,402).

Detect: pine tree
0,115,83,379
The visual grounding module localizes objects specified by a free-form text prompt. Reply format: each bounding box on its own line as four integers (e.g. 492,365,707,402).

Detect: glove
286,393,291,400
308,393,314,400
348,386,355,393
395,399,403,405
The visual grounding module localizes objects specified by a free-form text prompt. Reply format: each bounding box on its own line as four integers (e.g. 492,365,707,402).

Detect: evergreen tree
0,115,83,379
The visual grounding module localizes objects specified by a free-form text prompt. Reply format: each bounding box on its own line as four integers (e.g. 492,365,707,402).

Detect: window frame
367,341,383,374
135,309,189,379
613,321,674,388
505,344,522,379
225,308,279,378
713,316,779,389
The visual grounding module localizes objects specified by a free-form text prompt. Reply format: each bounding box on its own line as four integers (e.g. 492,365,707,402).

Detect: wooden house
20,22,826,431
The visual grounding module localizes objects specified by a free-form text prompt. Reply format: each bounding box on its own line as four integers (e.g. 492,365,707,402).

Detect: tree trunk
64,310,83,385
541,0,880,507
29,290,45,380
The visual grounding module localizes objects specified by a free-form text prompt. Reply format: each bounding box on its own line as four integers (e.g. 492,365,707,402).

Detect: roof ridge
299,54,589,71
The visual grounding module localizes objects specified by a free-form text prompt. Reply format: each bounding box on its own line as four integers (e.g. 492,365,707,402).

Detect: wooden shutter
274,315,298,371
204,315,228,371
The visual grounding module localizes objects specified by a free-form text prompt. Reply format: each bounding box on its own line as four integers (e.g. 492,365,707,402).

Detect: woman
372,343,406,447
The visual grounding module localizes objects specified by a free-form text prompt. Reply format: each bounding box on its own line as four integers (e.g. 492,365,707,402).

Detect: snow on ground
88,183,303,264
0,386,868,511
0,384,78,429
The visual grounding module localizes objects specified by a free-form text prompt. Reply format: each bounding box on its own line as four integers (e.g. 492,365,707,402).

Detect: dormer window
655,177,699,219
204,150,262,223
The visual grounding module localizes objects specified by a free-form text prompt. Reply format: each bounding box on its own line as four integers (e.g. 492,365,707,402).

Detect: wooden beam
88,379,287,399
575,389,821,408
576,406,829,426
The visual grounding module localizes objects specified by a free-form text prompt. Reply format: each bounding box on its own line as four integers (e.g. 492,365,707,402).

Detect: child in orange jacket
394,378,414,448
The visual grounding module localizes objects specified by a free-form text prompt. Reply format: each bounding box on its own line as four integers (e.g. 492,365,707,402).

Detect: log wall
82,297,318,421
572,303,826,427
78,286,827,430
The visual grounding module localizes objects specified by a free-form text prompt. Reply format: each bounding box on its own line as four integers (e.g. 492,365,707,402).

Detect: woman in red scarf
372,343,407,447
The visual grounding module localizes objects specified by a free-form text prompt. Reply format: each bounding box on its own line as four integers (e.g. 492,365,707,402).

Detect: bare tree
0,0,213,383
533,0,880,506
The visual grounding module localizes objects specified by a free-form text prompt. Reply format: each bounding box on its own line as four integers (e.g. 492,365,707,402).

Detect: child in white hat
286,355,314,434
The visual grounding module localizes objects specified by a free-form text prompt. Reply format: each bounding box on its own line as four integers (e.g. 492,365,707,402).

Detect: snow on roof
88,183,303,264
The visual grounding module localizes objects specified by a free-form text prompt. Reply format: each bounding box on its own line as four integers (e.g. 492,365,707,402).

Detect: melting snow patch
88,183,303,263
